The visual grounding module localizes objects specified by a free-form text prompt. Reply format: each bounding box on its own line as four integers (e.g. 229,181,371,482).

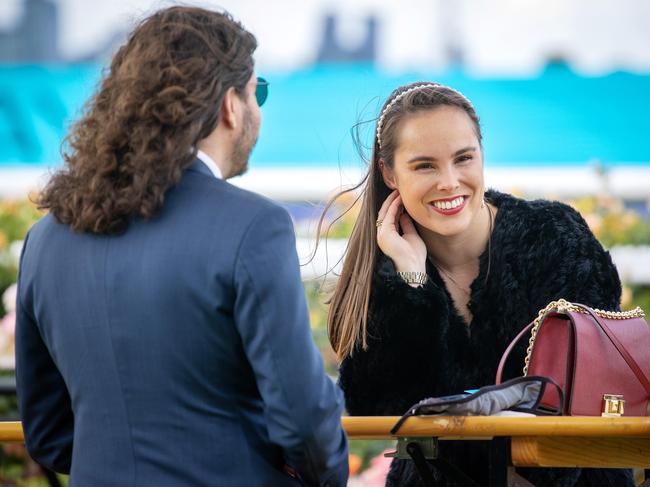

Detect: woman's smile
428,195,468,215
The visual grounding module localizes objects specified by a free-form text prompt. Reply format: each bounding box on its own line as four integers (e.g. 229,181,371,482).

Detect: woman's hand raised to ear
376,190,428,274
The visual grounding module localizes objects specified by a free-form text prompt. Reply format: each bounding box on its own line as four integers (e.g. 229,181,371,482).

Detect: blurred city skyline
1,0,650,74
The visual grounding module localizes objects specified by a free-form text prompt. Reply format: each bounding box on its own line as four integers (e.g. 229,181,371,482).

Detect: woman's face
382,105,484,238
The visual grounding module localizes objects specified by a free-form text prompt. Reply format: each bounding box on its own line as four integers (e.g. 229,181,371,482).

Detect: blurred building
0,0,58,62
1,0,650,72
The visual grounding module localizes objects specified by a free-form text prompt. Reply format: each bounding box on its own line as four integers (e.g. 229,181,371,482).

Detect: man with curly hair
15,6,348,486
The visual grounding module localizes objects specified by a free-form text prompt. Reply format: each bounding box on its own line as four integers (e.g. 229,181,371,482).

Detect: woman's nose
436,165,460,191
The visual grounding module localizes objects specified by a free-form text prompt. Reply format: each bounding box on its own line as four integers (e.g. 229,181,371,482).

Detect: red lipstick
429,196,467,216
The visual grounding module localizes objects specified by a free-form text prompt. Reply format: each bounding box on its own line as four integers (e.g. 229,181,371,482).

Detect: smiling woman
321,82,635,487
381,106,488,239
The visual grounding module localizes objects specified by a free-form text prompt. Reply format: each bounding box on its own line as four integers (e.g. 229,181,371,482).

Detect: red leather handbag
496,299,650,416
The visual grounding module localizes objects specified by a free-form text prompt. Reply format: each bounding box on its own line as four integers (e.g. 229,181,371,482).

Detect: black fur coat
338,191,634,487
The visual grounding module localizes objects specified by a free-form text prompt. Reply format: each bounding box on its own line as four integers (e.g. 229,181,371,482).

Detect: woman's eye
415,163,433,170
456,155,473,164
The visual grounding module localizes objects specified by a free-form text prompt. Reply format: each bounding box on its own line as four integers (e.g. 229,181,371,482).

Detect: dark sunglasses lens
256,77,268,106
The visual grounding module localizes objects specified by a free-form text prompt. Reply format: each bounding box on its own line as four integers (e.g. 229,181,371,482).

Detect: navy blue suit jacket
15,160,348,486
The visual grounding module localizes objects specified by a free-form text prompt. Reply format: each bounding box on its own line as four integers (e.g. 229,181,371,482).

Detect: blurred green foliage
0,199,43,316
570,195,650,247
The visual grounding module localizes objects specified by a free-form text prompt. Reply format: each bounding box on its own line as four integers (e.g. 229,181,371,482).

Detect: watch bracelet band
396,271,429,286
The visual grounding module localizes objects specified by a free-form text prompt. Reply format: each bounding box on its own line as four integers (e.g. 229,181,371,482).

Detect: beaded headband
375,82,471,149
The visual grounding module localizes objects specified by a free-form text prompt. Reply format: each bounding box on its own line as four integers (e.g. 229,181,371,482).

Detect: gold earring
481,198,486,208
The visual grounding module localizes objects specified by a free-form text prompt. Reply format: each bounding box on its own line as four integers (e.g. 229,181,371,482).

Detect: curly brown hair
39,6,257,234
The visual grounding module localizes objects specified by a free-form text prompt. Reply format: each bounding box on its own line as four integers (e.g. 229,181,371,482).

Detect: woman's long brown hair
323,83,482,360
38,7,256,234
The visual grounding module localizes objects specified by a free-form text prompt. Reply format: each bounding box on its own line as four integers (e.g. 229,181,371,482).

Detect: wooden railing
0,421,22,442
3,416,650,467
343,416,650,468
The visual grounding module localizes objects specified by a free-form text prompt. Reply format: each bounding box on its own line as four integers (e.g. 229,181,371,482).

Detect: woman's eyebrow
406,146,477,164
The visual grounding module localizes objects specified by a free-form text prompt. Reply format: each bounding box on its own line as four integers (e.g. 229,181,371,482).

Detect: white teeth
432,196,464,210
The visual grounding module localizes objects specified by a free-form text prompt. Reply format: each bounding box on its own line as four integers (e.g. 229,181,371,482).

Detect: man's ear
220,87,239,130
380,160,397,190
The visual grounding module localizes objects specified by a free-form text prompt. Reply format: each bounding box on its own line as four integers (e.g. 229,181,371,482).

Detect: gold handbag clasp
602,394,625,417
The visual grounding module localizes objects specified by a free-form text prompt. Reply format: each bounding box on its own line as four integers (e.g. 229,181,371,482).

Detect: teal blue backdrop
1,63,649,168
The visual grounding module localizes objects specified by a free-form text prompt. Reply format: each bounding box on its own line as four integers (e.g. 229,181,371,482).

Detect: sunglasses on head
255,77,269,107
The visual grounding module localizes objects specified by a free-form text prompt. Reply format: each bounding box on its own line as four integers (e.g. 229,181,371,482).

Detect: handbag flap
570,311,650,415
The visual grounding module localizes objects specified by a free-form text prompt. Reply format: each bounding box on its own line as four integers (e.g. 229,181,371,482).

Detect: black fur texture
339,191,633,487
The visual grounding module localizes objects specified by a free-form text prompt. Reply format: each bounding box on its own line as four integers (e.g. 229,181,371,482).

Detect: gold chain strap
522,299,646,376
